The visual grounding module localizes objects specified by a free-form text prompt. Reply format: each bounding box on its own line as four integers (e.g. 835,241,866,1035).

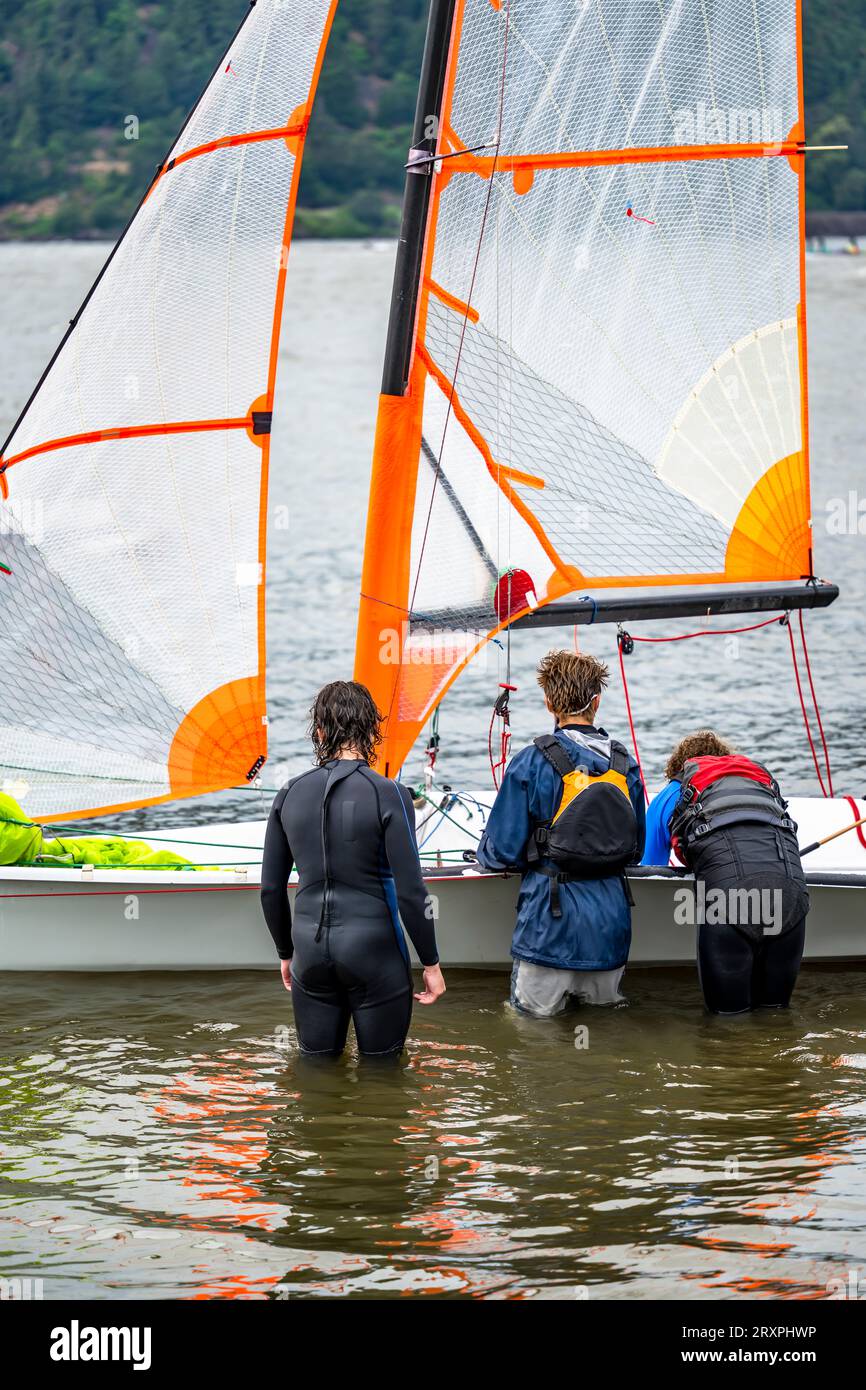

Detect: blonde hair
537,649,609,721
665,729,735,783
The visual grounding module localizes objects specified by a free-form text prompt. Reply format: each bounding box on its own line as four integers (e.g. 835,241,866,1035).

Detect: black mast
380,0,457,397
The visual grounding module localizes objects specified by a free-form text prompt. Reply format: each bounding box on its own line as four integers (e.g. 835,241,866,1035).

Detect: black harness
670,759,797,861
527,734,636,917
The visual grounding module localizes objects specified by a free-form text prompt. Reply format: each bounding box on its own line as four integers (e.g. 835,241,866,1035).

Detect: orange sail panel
0,0,338,820
355,0,811,775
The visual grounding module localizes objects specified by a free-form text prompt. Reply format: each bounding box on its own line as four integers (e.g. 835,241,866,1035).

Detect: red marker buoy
493,568,536,621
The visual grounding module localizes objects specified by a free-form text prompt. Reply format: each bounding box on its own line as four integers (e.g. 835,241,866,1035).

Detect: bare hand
414,963,446,1005
280,959,292,992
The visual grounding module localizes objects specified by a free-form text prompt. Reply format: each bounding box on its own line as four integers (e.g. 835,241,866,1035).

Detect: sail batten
0,0,338,820
355,0,814,776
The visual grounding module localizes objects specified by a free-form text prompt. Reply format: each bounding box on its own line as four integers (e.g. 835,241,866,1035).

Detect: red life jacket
669,755,795,865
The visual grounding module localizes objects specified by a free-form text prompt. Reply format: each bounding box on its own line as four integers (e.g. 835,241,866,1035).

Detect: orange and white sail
0,0,337,819
355,0,811,775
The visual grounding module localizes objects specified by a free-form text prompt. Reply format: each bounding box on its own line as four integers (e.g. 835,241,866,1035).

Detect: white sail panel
5,140,297,454
0,0,337,818
450,0,799,156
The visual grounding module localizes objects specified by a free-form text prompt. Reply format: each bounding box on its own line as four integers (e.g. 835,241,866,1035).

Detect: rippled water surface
1,244,865,1299
2,968,866,1299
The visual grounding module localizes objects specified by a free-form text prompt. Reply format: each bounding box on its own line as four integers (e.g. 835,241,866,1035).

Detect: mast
354,0,458,775
381,0,458,396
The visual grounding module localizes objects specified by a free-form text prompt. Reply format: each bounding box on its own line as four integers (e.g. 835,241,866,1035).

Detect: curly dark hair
665,729,735,783
308,680,383,766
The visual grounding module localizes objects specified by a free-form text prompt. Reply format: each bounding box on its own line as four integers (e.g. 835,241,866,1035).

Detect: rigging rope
797,608,834,796
628,614,784,644
844,796,866,852
488,576,516,788
785,617,831,797
616,631,649,804
488,682,516,789
617,611,836,802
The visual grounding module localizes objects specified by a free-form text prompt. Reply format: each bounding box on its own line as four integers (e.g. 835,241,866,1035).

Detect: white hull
0,796,863,971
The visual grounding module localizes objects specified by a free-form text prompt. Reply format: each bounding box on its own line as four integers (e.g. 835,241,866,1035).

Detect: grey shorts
510,960,626,1017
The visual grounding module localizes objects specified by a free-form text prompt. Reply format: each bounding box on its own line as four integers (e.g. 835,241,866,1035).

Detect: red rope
0,883,258,901
618,610,837,803
845,796,866,852
488,683,516,789
630,614,784,643
798,609,834,796
488,706,500,788
617,638,649,804
786,619,828,796
487,708,510,790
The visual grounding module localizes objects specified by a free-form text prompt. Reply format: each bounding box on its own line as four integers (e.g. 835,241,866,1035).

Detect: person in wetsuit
260,680,445,1057
644,731,809,1015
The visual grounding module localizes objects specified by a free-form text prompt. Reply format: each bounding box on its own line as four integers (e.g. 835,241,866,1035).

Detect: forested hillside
0,0,862,239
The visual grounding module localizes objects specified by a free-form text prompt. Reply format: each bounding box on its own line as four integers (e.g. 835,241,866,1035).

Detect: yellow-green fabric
0,793,43,864
0,792,194,869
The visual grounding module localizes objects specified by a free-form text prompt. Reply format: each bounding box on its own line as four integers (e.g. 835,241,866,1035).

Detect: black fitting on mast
380,0,458,397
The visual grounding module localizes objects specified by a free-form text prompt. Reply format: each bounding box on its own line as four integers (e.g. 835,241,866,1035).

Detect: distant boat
0,0,862,972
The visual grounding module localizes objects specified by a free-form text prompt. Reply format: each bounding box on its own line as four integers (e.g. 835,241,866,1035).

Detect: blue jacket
476,724,646,971
642,780,682,866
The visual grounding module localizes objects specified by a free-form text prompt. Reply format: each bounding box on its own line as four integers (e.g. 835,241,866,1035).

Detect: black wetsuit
260,759,439,1057
689,823,809,1015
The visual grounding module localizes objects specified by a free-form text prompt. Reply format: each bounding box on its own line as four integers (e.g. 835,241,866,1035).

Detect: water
1,243,866,1299
2,967,866,1299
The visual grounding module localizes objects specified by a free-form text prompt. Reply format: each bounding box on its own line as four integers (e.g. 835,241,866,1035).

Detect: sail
0,0,337,819
355,0,811,775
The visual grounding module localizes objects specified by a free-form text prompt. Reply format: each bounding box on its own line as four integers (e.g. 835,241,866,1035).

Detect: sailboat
0,0,863,971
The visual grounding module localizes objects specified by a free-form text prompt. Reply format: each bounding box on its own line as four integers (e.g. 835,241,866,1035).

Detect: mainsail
0,0,337,819
355,0,816,775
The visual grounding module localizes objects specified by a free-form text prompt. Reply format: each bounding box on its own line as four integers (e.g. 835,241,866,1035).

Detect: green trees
0,0,862,239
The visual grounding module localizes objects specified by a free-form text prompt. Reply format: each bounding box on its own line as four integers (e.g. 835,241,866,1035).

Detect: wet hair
536,649,609,721
665,729,735,783
309,680,383,766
